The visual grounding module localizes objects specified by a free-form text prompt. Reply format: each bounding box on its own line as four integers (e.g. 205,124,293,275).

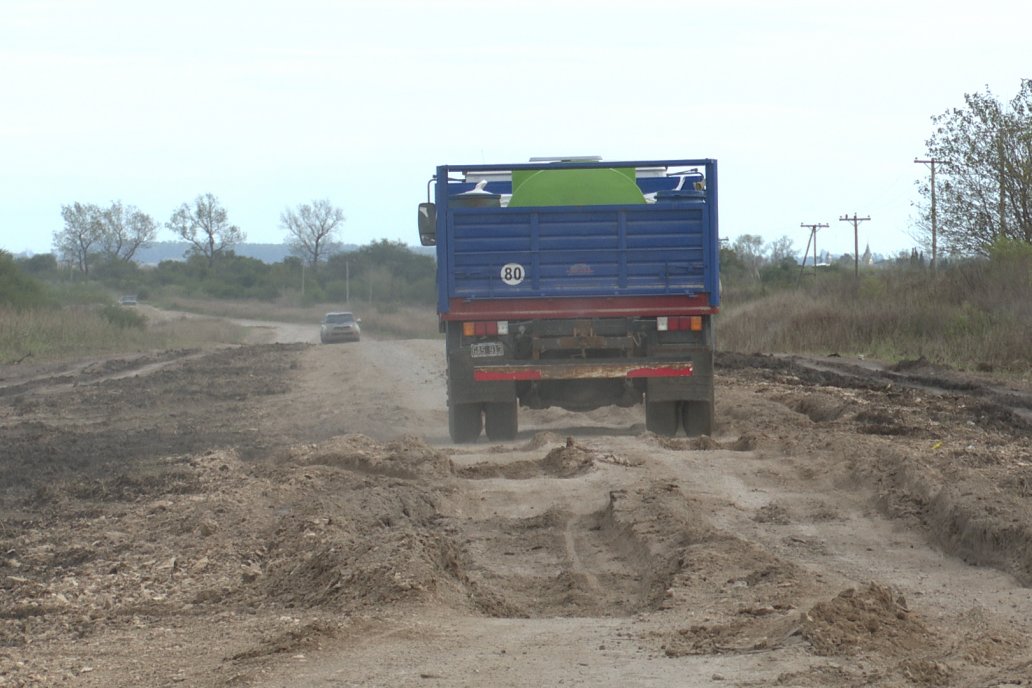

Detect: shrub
99,303,147,329
0,251,52,310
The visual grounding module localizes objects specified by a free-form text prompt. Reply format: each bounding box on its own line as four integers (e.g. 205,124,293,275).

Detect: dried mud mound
796,589,1029,686
653,433,758,452
255,437,466,610
290,433,455,480
0,435,482,659
800,583,935,657
658,581,944,685
457,439,632,479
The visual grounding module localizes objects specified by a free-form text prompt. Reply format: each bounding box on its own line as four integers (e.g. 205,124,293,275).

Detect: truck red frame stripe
444,295,716,321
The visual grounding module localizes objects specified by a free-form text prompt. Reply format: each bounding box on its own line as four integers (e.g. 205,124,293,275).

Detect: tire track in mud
447,435,967,683
0,348,213,397
0,344,304,495
719,350,1032,588
449,442,683,618
446,439,819,627
723,351,1032,430
562,515,601,595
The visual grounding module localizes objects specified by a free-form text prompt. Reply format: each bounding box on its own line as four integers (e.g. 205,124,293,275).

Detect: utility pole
997,133,1007,238
838,213,871,279
914,157,942,273
799,222,829,283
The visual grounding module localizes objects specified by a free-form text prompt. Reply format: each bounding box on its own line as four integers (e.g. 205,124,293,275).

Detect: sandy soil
1,314,1031,687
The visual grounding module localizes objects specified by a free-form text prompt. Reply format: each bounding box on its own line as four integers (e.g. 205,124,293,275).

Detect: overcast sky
2,0,1029,260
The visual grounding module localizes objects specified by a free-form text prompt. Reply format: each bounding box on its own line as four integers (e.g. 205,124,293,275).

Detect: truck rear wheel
484,401,518,441
682,400,713,437
645,399,679,436
449,403,483,443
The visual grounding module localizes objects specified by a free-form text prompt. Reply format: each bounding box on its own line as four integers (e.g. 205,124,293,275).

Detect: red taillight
464,321,501,336
659,316,705,332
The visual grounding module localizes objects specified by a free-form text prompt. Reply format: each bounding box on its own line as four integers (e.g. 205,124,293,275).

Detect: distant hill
134,242,296,265
134,241,435,265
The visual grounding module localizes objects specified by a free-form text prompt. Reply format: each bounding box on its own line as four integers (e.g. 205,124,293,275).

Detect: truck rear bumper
444,295,716,320
473,361,693,381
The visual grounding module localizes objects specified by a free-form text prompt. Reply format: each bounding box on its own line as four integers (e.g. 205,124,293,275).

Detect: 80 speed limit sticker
500,263,525,286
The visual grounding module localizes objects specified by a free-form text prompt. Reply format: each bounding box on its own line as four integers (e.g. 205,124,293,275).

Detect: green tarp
508,167,645,207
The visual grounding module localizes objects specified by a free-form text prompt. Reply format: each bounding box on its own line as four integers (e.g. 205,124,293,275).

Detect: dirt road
2,317,1031,687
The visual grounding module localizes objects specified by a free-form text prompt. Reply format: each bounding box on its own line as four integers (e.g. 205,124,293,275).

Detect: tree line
5,237,436,309
5,190,434,310
52,194,348,278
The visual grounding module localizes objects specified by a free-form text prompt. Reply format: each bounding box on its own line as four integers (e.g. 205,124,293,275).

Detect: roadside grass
0,306,248,365
8,253,1029,374
1,296,439,365
356,306,441,340
719,260,1032,375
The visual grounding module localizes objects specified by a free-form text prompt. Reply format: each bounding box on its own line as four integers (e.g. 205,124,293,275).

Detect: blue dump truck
417,157,720,443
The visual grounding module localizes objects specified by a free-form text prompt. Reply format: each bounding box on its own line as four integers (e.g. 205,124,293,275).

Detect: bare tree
767,235,796,264
99,201,157,262
732,234,765,281
167,193,244,268
280,199,345,273
54,202,103,276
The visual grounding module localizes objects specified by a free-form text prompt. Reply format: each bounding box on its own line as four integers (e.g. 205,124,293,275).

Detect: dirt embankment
1,336,1031,687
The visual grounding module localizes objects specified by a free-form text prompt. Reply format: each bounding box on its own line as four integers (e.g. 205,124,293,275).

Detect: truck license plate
470,342,504,358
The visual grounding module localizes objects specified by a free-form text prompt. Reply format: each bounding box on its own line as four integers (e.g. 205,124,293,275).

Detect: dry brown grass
0,306,248,364
719,261,1032,375
9,259,1027,376
156,296,441,340
0,297,440,365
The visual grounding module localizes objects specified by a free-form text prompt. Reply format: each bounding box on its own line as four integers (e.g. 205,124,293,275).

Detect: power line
838,213,871,279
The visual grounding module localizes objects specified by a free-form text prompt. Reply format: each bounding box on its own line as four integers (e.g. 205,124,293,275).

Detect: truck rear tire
449,403,483,443
682,400,713,437
645,399,679,436
484,401,518,441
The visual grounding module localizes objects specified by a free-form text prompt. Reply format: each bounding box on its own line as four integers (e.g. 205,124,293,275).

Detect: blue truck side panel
434,159,720,315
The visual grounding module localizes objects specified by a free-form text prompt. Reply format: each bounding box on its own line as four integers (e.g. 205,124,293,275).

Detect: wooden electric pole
915,157,942,273
838,213,871,279
799,222,829,283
